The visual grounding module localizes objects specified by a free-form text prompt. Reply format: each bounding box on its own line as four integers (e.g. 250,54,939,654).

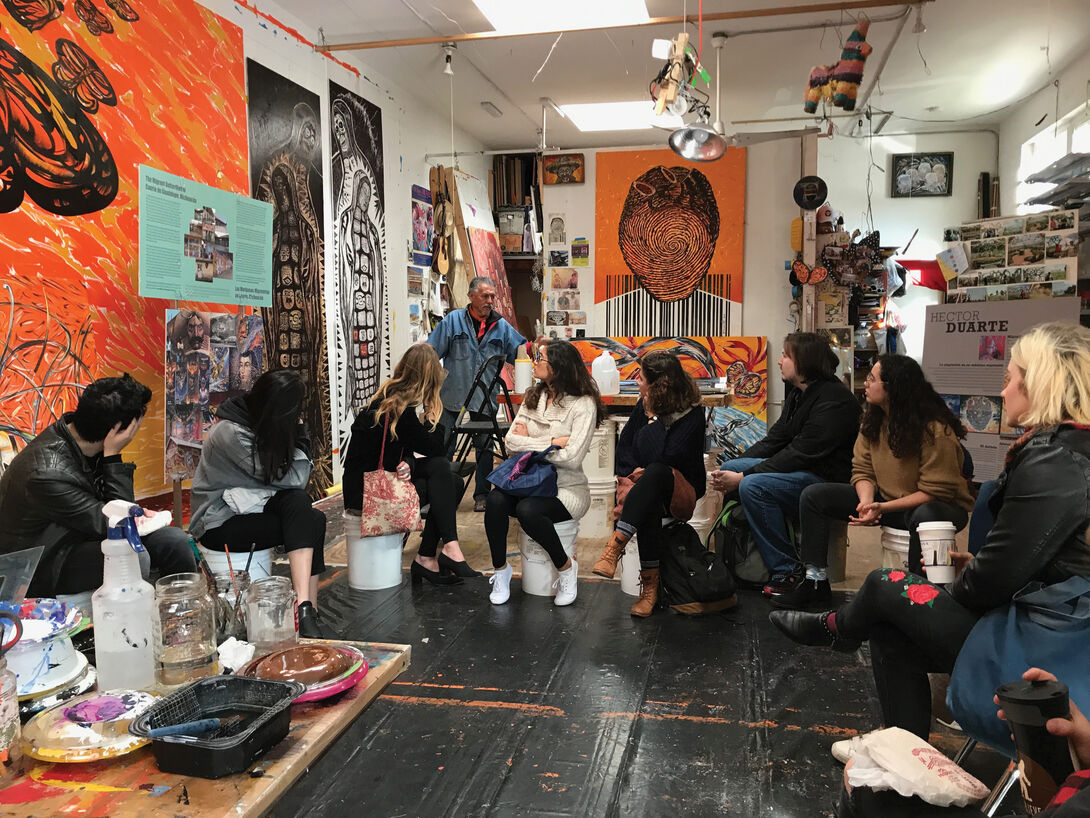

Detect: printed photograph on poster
548,214,567,245
1049,210,1077,230
961,395,1001,434
978,335,1005,361
957,272,979,287
816,285,849,327
1029,282,1053,298
966,287,986,302
941,394,961,417
1021,265,1048,282
546,310,568,326
1025,213,1050,232
960,223,982,241
970,238,1006,269
1046,262,1070,281
999,217,1026,236
1008,283,1030,300
407,266,423,296
551,269,578,289
986,285,1006,302
1054,281,1077,297
550,292,580,311
411,184,434,266
942,227,961,242
980,224,1000,239
1046,232,1078,258
409,303,421,324
549,250,570,266
568,311,586,325
979,269,1005,285
1007,233,1045,264
570,238,589,267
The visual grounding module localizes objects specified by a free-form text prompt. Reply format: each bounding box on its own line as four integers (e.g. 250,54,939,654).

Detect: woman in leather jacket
769,322,1090,740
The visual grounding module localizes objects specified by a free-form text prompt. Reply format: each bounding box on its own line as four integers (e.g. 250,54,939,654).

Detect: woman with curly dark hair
773,354,973,609
592,351,706,617
486,341,604,607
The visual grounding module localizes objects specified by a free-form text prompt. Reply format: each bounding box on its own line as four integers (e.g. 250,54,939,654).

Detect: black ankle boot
768,610,861,653
298,601,330,639
771,577,831,609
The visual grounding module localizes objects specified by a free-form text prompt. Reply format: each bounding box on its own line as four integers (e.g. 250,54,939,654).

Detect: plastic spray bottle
92,501,156,690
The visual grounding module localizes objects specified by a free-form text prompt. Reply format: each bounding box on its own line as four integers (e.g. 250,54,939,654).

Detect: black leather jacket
950,424,1090,613
0,413,136,579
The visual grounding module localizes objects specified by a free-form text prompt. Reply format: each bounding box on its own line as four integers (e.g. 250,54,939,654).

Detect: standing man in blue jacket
428,276,526,511
711,332,861,597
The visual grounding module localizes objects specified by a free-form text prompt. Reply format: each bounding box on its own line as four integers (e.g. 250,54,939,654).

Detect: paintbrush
146,715,244,739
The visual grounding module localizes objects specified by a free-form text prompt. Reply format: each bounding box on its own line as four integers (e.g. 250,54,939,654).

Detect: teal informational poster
138,166,273,306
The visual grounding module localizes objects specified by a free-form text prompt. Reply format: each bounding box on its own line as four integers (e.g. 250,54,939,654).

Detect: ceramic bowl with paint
22,689,159,763
237,644,369,703
0,599,85,698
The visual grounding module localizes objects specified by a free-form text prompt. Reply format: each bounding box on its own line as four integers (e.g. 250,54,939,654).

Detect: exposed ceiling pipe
316,0,931,53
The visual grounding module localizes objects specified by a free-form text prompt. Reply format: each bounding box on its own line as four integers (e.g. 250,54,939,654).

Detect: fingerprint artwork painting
618,166,720,302
595,148,745,337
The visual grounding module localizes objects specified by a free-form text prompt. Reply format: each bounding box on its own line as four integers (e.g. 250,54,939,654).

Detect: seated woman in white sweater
487,340,604,607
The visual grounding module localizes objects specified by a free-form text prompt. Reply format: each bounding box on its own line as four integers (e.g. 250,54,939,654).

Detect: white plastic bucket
519,519,579,596
580,479,615,540
198,545,274,580
880,527,911,571
581,421,616,482
347,533,403,590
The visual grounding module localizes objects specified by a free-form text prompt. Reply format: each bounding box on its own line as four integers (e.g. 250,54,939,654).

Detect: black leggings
799,482,968,574
837,568,980,739
485,490,572,570
617,462,674,567
200,488,327,575
413,456,461,558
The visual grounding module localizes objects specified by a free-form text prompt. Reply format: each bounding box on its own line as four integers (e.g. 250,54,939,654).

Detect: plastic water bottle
514,346,533,394
591,351,620,396
92,502,156,691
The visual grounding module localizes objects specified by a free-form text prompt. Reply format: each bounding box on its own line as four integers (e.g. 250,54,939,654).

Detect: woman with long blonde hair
344,344,473,584
771,322,1090,749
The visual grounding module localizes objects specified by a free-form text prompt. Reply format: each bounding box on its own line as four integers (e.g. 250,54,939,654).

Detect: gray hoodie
188,397,312,539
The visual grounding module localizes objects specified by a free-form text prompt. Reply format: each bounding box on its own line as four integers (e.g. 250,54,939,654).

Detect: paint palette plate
0,598,85,643
22,690,159,763
17,650,88,700
19,660,98,722
237,644,369,703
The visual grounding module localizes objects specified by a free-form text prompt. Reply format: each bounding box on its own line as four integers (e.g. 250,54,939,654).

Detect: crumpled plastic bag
846,727,990,807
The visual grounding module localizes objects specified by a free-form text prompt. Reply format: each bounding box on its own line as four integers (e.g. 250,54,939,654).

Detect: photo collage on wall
545,211,587,338
408,184,432,343
943,210,1079,304
164,309,264,479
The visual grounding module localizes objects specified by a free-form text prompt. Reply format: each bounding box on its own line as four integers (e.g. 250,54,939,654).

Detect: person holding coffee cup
775,354,973,608
770,322,1090,744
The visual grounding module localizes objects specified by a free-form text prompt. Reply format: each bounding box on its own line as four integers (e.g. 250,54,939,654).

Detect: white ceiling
305,0,1090,151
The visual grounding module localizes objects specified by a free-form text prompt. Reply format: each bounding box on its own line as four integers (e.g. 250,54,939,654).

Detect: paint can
519,519,579,596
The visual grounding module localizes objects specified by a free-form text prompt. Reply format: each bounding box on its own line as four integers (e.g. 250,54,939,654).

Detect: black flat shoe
768,610,860,653
298,601,331,639
438,553,482,578
411,560,464,586
771,578,831,610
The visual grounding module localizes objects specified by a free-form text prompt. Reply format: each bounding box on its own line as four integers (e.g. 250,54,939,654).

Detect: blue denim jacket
428,308,525,412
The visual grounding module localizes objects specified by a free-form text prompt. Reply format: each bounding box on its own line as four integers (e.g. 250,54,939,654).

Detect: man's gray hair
468,276,495,293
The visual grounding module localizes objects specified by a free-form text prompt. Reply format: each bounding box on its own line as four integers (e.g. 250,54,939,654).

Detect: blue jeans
967,480,998,555
720,457,823,577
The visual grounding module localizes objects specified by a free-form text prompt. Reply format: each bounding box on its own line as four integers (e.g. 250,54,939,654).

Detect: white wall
819,131,998,259
197,0,487,479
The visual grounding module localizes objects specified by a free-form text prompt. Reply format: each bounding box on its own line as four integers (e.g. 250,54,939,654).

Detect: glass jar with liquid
153,573,218,687
245,577,297,654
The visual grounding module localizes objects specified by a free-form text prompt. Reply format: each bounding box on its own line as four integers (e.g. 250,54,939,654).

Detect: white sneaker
831,736,863,764
489,563,513,605
553,560,578,606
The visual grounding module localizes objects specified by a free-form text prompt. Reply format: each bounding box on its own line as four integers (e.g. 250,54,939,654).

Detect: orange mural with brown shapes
0,0,248,497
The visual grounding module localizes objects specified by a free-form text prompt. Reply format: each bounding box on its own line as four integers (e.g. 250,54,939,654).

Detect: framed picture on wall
542,154,585,185
890,152,953,198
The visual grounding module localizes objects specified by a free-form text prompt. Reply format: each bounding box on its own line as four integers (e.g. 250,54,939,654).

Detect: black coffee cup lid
995,679,1070,725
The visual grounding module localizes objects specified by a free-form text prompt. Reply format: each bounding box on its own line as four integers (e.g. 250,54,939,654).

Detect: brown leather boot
591,530,630,578
630,568,659,617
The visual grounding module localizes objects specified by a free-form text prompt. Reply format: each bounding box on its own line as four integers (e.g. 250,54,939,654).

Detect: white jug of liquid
591,351,620,396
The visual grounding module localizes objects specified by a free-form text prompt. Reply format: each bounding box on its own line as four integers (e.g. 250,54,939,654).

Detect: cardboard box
500,234,523,253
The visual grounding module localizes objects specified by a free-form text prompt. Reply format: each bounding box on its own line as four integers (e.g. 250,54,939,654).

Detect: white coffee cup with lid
917,521,957,584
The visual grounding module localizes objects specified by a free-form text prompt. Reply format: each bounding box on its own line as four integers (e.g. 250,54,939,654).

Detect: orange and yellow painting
0,0,248,497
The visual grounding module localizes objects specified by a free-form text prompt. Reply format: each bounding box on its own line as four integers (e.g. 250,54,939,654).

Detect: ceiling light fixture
441,42,456,75
481,101,503,118
668,118,727,162
912,4,926,34
561,100,682,132
471,0,649,36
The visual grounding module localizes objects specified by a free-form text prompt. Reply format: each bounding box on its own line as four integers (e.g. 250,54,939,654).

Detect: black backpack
658,522,738,615
708,499,772,589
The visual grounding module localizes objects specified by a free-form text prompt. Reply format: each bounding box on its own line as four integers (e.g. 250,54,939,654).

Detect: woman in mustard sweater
774,354,973,609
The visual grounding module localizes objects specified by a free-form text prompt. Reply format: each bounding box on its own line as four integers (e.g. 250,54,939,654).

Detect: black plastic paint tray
128,675,305,779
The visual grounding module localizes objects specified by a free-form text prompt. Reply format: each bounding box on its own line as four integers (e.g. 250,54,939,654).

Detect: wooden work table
0,640,411,817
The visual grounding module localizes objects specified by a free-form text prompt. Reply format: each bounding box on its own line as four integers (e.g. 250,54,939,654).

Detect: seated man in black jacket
712,332,860,596
0,374,195,597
